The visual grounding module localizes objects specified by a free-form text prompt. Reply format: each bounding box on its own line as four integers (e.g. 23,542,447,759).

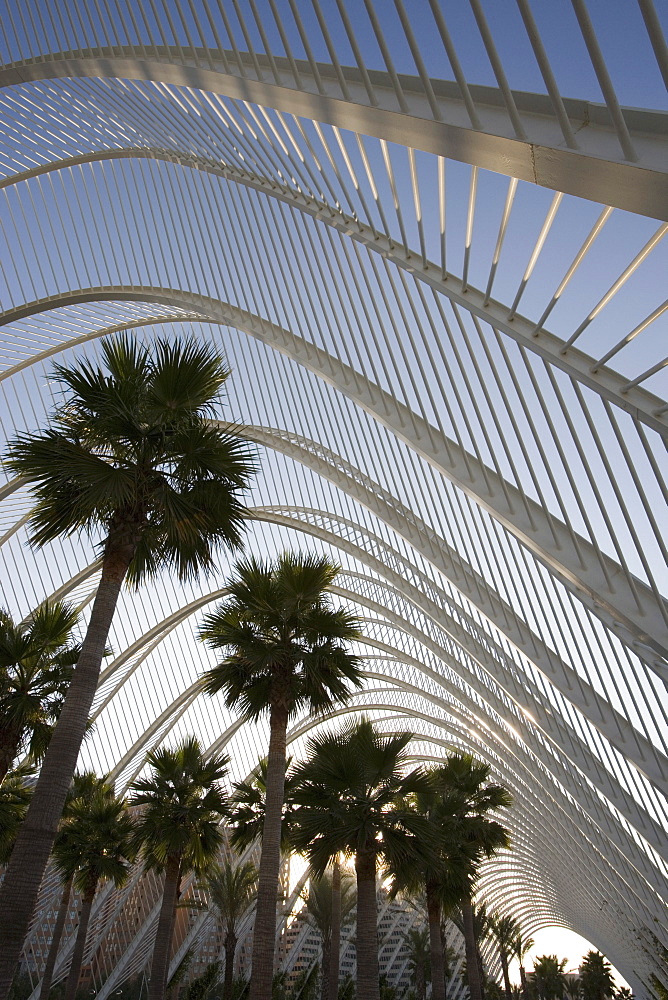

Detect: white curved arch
1,48,666,219
9,403,661,790
2,287,664,665
22,480,667,843
0,168,663,437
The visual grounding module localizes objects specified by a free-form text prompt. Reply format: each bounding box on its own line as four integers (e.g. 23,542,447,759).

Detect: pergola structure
0,1,666,996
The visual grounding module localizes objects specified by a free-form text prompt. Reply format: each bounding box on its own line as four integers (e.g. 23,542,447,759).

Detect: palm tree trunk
354,847,380,1000
0,721,22,782
223,927,237,1000
416,957,426,1000
39,876,74,1000
321,934,331,1000
500,952,512,1000
477,945,485,1000
426,880,446,1000
327,860,342,1000
249,703,289,1000
63,877,98,1000
0,538,135,1000
520,965,529,1000
149,854,182,1000
462,899,484,1000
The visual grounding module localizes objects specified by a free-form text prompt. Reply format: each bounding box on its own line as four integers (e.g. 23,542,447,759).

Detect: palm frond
130,737,228,876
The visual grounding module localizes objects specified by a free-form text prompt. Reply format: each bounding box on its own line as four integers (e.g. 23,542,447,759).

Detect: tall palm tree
433,754,512,1000
290,718,434,1000
131,737,229,1000
513,930,535,1000
52,783,135,1000
579,951,615,1000
202,858,258,1000
390,767,479,1000
489,913,520,1000
0,334,254,997
199,553,363,1000
38,773,109,1000
0,602,81,780
302,863,356,1000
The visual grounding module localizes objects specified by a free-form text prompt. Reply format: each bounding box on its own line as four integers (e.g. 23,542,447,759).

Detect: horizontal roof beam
1,49,666,219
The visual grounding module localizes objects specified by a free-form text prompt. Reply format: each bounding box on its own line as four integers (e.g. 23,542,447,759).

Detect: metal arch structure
0,2,667,996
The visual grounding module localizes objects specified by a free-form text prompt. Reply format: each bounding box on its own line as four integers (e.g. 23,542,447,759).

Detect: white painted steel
1,3,667,997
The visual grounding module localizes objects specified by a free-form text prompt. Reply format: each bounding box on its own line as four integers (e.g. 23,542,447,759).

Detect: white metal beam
2,287,663,664
1,51,667,219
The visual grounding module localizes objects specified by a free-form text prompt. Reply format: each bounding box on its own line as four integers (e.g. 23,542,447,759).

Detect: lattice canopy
0,2,666,995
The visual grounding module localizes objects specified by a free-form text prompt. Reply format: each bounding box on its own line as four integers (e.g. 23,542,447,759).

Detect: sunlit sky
519,928,630,990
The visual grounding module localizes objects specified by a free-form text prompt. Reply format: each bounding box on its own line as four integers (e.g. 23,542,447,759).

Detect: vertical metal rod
468,0,528,140
636,0,668,90
563,223,668,349
484,177,517,307
570,0,637,161
532,206,613,334
427,0,482,128
515,0,578,148
462,166,478,292
508,191,563,320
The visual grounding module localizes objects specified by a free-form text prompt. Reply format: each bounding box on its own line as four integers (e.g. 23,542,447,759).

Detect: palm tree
0,765,32,863
38,773,109,1000
390,766,480,1000
302,863,356,1000
432,754,512,1000
489,913,521,1000
0,602,81,780
202,858,258,1000
131,737,229,1000
512,930,535,1000
531,956,567,1000
403,926,430,1000
199,553,363,1000
227,757,298,854
52,783,135,1000
579,952,615,1000
290,718,434,1000
0,334,254,996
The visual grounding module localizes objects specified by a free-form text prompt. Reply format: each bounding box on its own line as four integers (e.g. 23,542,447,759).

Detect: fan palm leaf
0,602,81,779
